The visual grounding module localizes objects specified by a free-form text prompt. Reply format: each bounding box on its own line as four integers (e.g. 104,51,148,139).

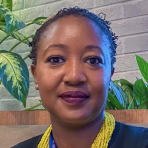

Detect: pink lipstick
59,91,89,105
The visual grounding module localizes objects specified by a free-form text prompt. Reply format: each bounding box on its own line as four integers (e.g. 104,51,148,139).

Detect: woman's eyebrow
85,45,102,52
44,44,67,54
43,44,102,55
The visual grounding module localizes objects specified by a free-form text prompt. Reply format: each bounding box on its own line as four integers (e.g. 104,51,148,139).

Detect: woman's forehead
43,15,103,37
37,15,110,59
40,15,105,47
38,17,108,57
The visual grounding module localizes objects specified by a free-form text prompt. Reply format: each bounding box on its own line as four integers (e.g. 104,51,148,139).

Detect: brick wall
0,0,148,110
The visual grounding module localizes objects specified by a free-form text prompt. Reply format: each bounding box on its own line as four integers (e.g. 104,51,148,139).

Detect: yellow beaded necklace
37,112,115,148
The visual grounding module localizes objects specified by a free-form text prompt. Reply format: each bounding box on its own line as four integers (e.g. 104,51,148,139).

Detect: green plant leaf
25,101,43,111
133,79,148,106
138,102,147,109
119,79,137,108
0,50,29,107
0,24,6,31
110,81,124,107
32,17,47,25
0,0,12,22
112,79,120,85
136,55,148,83
127,95,139,109
105,100,116,110
119,79,133,91
0,25,30,45
121,85,133,105
0,4,26,34
9,35,33,52
116,85,128,108
128,98,134,109
107,92,124,109
145,100,148,106
0,0,12,11
10,31,30,45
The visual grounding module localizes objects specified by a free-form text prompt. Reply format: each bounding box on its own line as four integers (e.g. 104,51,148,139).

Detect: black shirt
12,121,148,148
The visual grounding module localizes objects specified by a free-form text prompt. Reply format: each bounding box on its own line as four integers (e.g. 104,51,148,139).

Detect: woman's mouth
59,91,89,105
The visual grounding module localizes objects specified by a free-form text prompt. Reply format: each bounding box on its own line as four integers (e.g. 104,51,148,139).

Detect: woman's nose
63,60,86,86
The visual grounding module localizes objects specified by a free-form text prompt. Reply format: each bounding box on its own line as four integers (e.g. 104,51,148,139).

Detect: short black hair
29,7,118,68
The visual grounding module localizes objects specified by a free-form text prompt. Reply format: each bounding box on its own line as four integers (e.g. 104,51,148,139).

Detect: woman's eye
47,56,65,64
84,57,103,65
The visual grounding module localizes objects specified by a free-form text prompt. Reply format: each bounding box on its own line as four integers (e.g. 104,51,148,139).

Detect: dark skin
31,15,114,148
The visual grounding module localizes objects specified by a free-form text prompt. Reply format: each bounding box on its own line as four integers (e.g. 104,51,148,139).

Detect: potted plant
0,1,46,108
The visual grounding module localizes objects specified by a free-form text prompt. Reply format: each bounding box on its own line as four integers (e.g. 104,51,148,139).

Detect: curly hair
29,7,118,68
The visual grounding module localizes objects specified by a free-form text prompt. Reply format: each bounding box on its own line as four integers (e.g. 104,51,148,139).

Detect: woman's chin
57,112,98,128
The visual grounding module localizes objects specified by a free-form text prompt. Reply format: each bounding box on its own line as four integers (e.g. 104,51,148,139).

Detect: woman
12,7,148,148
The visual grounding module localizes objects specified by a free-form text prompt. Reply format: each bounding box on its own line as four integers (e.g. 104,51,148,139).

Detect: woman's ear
31,64,39,90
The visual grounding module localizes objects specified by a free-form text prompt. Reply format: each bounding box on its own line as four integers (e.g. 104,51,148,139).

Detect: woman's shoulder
11,134,43,148
116,120,148,133
109,121,148,148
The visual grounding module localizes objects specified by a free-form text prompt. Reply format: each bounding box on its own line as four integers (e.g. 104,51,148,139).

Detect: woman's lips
59,91,89,105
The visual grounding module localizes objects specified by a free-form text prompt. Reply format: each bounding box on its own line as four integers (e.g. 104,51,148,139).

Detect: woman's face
31,15,114,127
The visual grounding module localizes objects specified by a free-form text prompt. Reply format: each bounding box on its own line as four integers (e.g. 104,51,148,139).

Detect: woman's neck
50,113,104,148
